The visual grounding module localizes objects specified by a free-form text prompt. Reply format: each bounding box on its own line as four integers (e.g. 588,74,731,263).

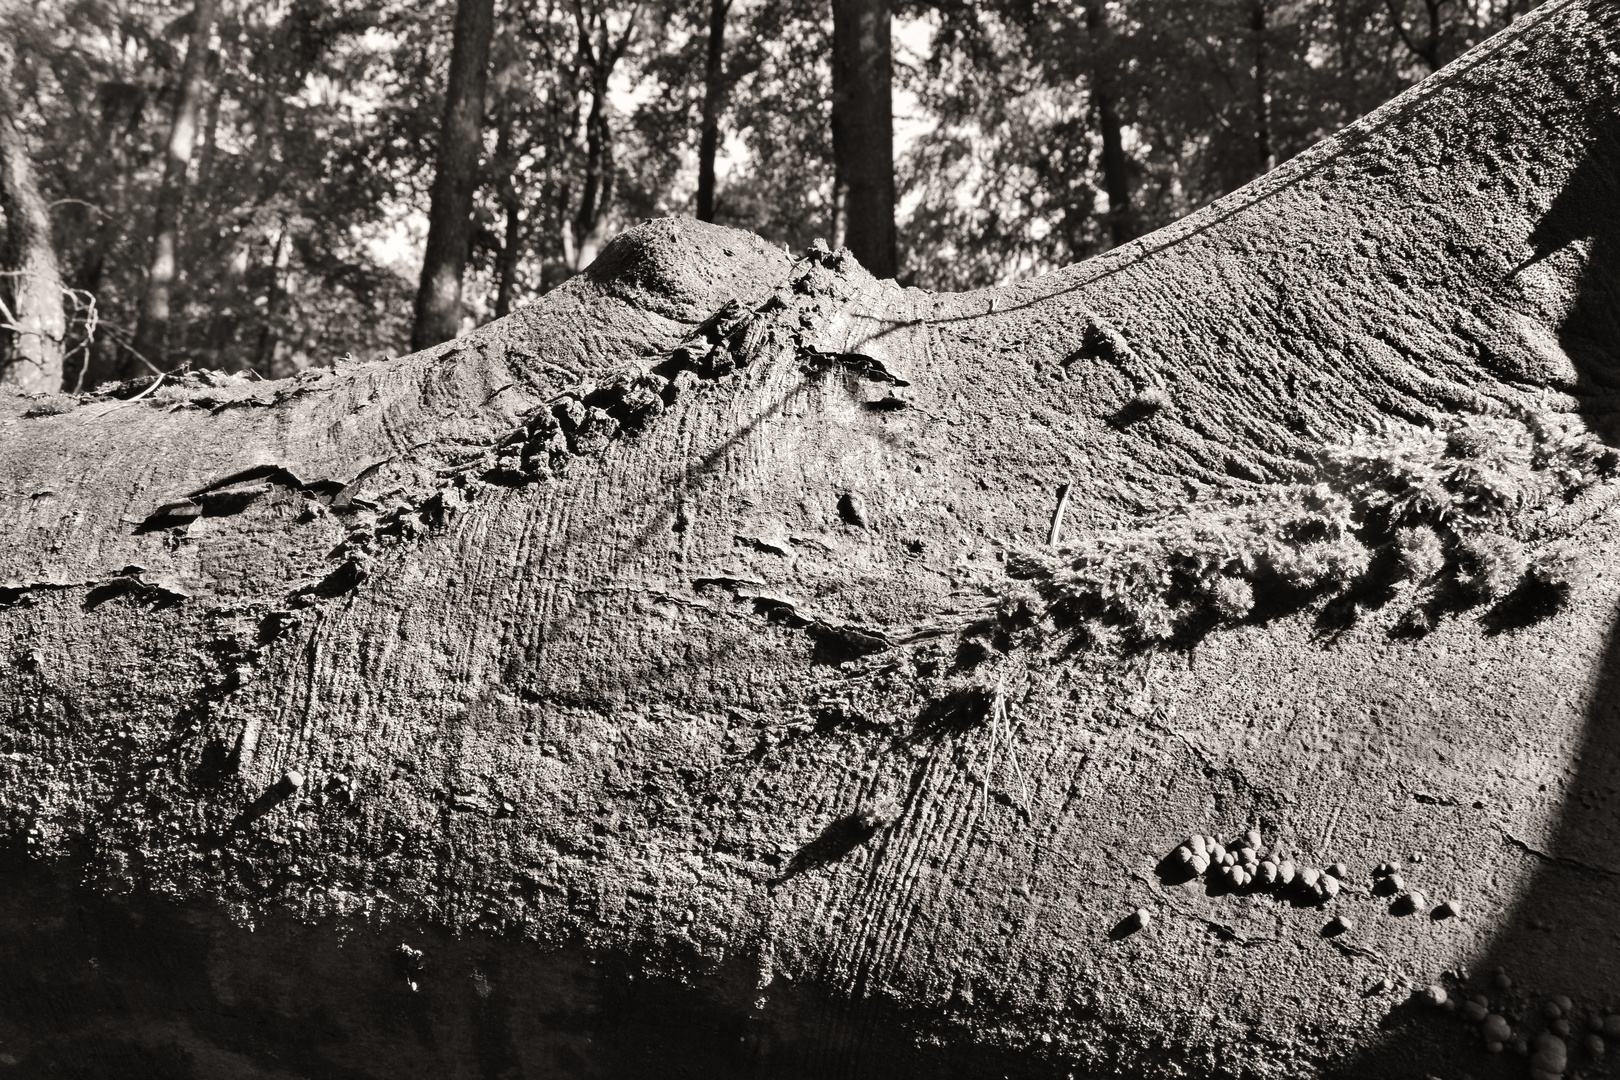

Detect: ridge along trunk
129,0,219,375
411,0,497,351
831,0,896,278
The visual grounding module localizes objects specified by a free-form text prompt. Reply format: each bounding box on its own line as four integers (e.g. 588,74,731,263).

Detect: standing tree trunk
254,224,289,374
411,0,497,351
0,76,65,392
6,6,1620,1079
563,7,635,276
129,0,220,375
695,0,730,223
493,104,522,318
1084,0,1135,247
1385,0,1446,70
1252,0,1276,175
830,0,896,278
76,82,144,389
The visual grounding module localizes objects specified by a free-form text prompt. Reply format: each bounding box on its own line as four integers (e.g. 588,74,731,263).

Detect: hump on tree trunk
3,3,1620,1078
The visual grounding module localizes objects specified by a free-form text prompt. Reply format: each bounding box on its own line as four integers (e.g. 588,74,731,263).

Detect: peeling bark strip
8,6,1620,1077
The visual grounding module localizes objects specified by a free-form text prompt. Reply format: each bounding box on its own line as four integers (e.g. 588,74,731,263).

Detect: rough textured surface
4,7,1620,1076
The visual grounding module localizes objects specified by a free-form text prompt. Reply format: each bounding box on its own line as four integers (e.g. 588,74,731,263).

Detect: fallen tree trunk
3,2,1620,1075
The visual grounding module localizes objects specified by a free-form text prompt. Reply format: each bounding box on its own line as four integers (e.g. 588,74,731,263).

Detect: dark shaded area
0,859,1085,1080
1331,93,1620,1080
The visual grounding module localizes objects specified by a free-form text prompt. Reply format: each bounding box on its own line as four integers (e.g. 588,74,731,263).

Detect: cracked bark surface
5,3,1620,1076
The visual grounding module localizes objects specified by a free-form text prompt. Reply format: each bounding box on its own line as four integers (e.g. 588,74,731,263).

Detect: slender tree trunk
566,67,614,273
695,0,730,223
830,0,896,278
254,225,288,374
78,83,144,388
78,83,143,302
564,6,633,278
1252,0,1276,176
129,0,220,374
1385,0,1444,71
0,77,66,392
494,106,521,318
1084,0,1135,247
411,0,497,351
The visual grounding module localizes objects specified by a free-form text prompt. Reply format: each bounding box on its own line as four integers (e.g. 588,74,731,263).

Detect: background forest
0,0,1538,391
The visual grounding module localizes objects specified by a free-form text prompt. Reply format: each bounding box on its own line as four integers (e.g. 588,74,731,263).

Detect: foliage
0,0,1547,384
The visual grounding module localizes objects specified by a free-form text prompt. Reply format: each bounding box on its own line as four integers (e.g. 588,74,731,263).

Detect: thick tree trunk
129,0,219,374
411,0,496,351
830,0,896,278
696,0,730,223
1084,0,1135,247
0,78,65,392
5,5,1620,1077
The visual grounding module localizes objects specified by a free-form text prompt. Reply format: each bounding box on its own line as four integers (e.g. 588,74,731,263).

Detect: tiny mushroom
1529,1032,1568,1076
1483,1012,1512,1045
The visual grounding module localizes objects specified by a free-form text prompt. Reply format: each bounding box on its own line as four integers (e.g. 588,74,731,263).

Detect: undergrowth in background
1000,408,1617,650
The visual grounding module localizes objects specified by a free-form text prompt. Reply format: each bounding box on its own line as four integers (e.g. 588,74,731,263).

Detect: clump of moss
1009,408,1609,650
1394,525,1445,582
1206,576,1255,620
1454,533,1528,603
1528,544,1583,594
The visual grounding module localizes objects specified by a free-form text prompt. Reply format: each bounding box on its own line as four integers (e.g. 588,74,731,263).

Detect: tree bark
4,5,1620,1077
129,0,220,375
830,0,896,278
695,0,730,223
411,0,497,351
1084,0,1135,247
0,76,65,392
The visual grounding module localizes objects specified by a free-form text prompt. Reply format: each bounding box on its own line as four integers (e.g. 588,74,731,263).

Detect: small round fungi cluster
1171,829,1345,904
1423,972,1615,1078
